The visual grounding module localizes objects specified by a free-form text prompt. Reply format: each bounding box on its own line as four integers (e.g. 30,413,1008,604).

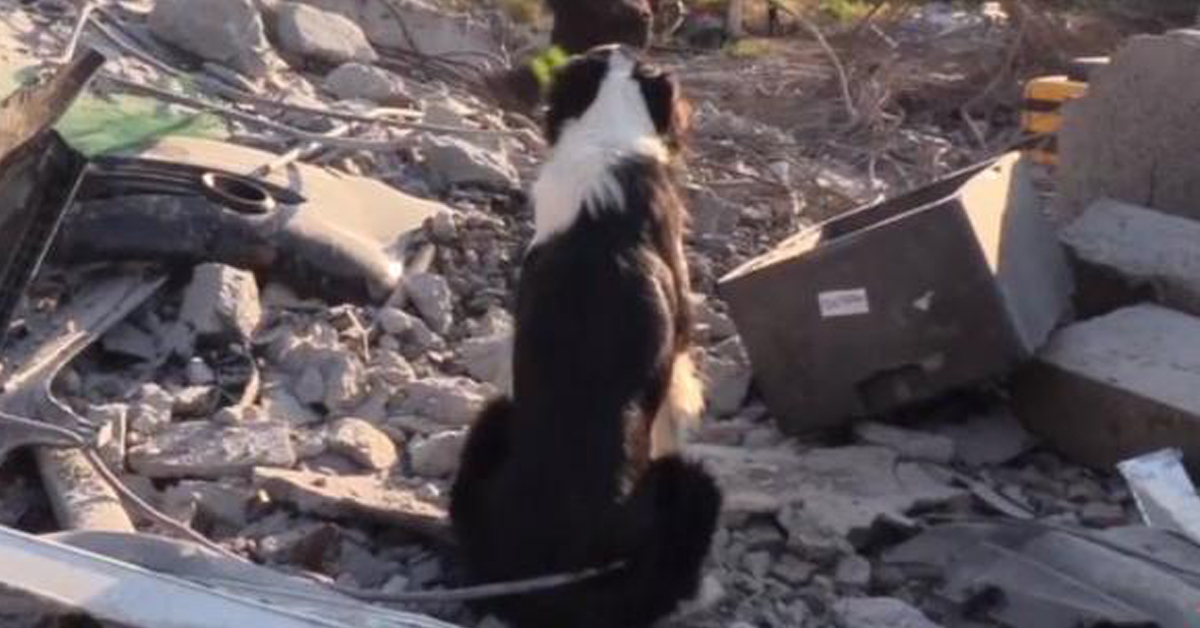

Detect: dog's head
543,45,689,154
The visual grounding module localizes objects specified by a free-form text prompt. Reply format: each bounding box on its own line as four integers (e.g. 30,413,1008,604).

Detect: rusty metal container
719,152,1072,432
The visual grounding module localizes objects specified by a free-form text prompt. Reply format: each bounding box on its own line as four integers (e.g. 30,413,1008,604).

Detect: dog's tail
610,455,722,626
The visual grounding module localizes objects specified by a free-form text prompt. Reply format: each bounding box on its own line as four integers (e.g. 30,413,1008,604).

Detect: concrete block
1013,304,1200,470
1058,30,1200,225
720,153,1072,432
1062,198,1200,318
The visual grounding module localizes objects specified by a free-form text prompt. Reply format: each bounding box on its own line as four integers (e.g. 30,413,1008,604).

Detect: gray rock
405,273,454,335
695,298,736,342
371,350,417,388
417,134,518,190
688,186,740,237
128,383,175,435
327,417,399,471
260,383,323,426
186,357,217,386
336,540,398,588
172,386,220,418
293,366,326,406
275,2,377,65
459,331,512,389
129,421,296,479
834,554,872,589
253,467,446,532
832,597,943,628
400,377,490,425
853,421,956,464
742,426,783,449
742,551,773,578
324,62,408,103
934,409,1035,466
409,429,467,478
150,0,270,78
771,554,817,586
377,307,417,336
428,210,459,242
162,480,251,528
323,354,367,413
179,263,263,341
1080,501,1127,528
702,337,752,417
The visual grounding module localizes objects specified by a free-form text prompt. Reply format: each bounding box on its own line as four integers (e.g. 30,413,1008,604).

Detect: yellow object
1020,75,1088,166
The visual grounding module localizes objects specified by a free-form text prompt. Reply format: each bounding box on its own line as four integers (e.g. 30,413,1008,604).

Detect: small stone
179,263,262,342
382,574,410,594
409,429,467,478
336,540,397,588
292,429,327,459
128,421,295,479
702,337,751,417
89,404,128,469
459,331,512,389
149,0,269,78
371,350,417,388
832,597,943,628
253,467,446,531
408,555,443,587
172,386,219,418
688,186,740,236
260,383,323,426
162,480,251,528
771,554,816,586
293,366,326,406
428,210,459,242
854,422,956,464
400,377,489,425
1080,501,1127,528
212,405,266,425
695,298,736,341
834,554,872,589
327,418,399,471
678,574,726,615
417,134,519,190
405,273,454,335
377,307,417,336
186,357,216,385
323,354,367,413
742,551,773,578
275,2,377,65
324,62,408,103
129,383,175,435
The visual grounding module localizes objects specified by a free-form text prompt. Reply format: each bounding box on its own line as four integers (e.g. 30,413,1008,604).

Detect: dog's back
450,46,721,628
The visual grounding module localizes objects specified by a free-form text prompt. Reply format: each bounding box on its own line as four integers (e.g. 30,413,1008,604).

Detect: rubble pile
0,2,1189,628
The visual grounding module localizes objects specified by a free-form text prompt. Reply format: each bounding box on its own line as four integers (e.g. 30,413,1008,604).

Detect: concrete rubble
2,2,1197,628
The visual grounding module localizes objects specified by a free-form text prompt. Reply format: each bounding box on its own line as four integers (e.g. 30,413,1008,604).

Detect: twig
334,562,626,603
249,122,352,177
56,1,96,65
794,14,857,125
83,449,244,562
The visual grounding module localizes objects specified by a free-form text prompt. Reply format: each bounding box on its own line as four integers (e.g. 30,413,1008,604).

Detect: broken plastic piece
1118,448,1200,546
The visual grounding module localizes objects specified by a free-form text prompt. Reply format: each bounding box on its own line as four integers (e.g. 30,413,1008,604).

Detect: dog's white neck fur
531,52,668,246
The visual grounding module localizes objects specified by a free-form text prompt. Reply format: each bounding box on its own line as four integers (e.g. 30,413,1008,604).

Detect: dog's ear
636,66,689,151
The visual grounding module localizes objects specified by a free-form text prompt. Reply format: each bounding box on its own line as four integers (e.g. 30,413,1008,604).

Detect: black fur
546,0,654,53
450,48,721,628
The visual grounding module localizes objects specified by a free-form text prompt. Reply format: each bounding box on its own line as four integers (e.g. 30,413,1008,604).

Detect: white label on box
818,288,870,318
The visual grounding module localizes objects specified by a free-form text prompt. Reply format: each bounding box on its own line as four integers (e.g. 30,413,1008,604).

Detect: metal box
719,153,1072,433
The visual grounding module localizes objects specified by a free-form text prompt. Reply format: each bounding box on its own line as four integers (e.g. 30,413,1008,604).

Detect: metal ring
200,171,275,215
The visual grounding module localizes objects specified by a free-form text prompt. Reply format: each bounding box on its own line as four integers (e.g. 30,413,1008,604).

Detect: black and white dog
450,46,722,628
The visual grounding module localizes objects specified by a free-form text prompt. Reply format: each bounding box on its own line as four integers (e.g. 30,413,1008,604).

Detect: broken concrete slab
1058,30,1200,225
1061,198,1200,318
853,421,956,464
253,467,447,540
1013,304,1200,470
832,597,944,628
720,153,1073,432
128,421,296,479
692,444,964,546
179,263,263,342
327,417,399,471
